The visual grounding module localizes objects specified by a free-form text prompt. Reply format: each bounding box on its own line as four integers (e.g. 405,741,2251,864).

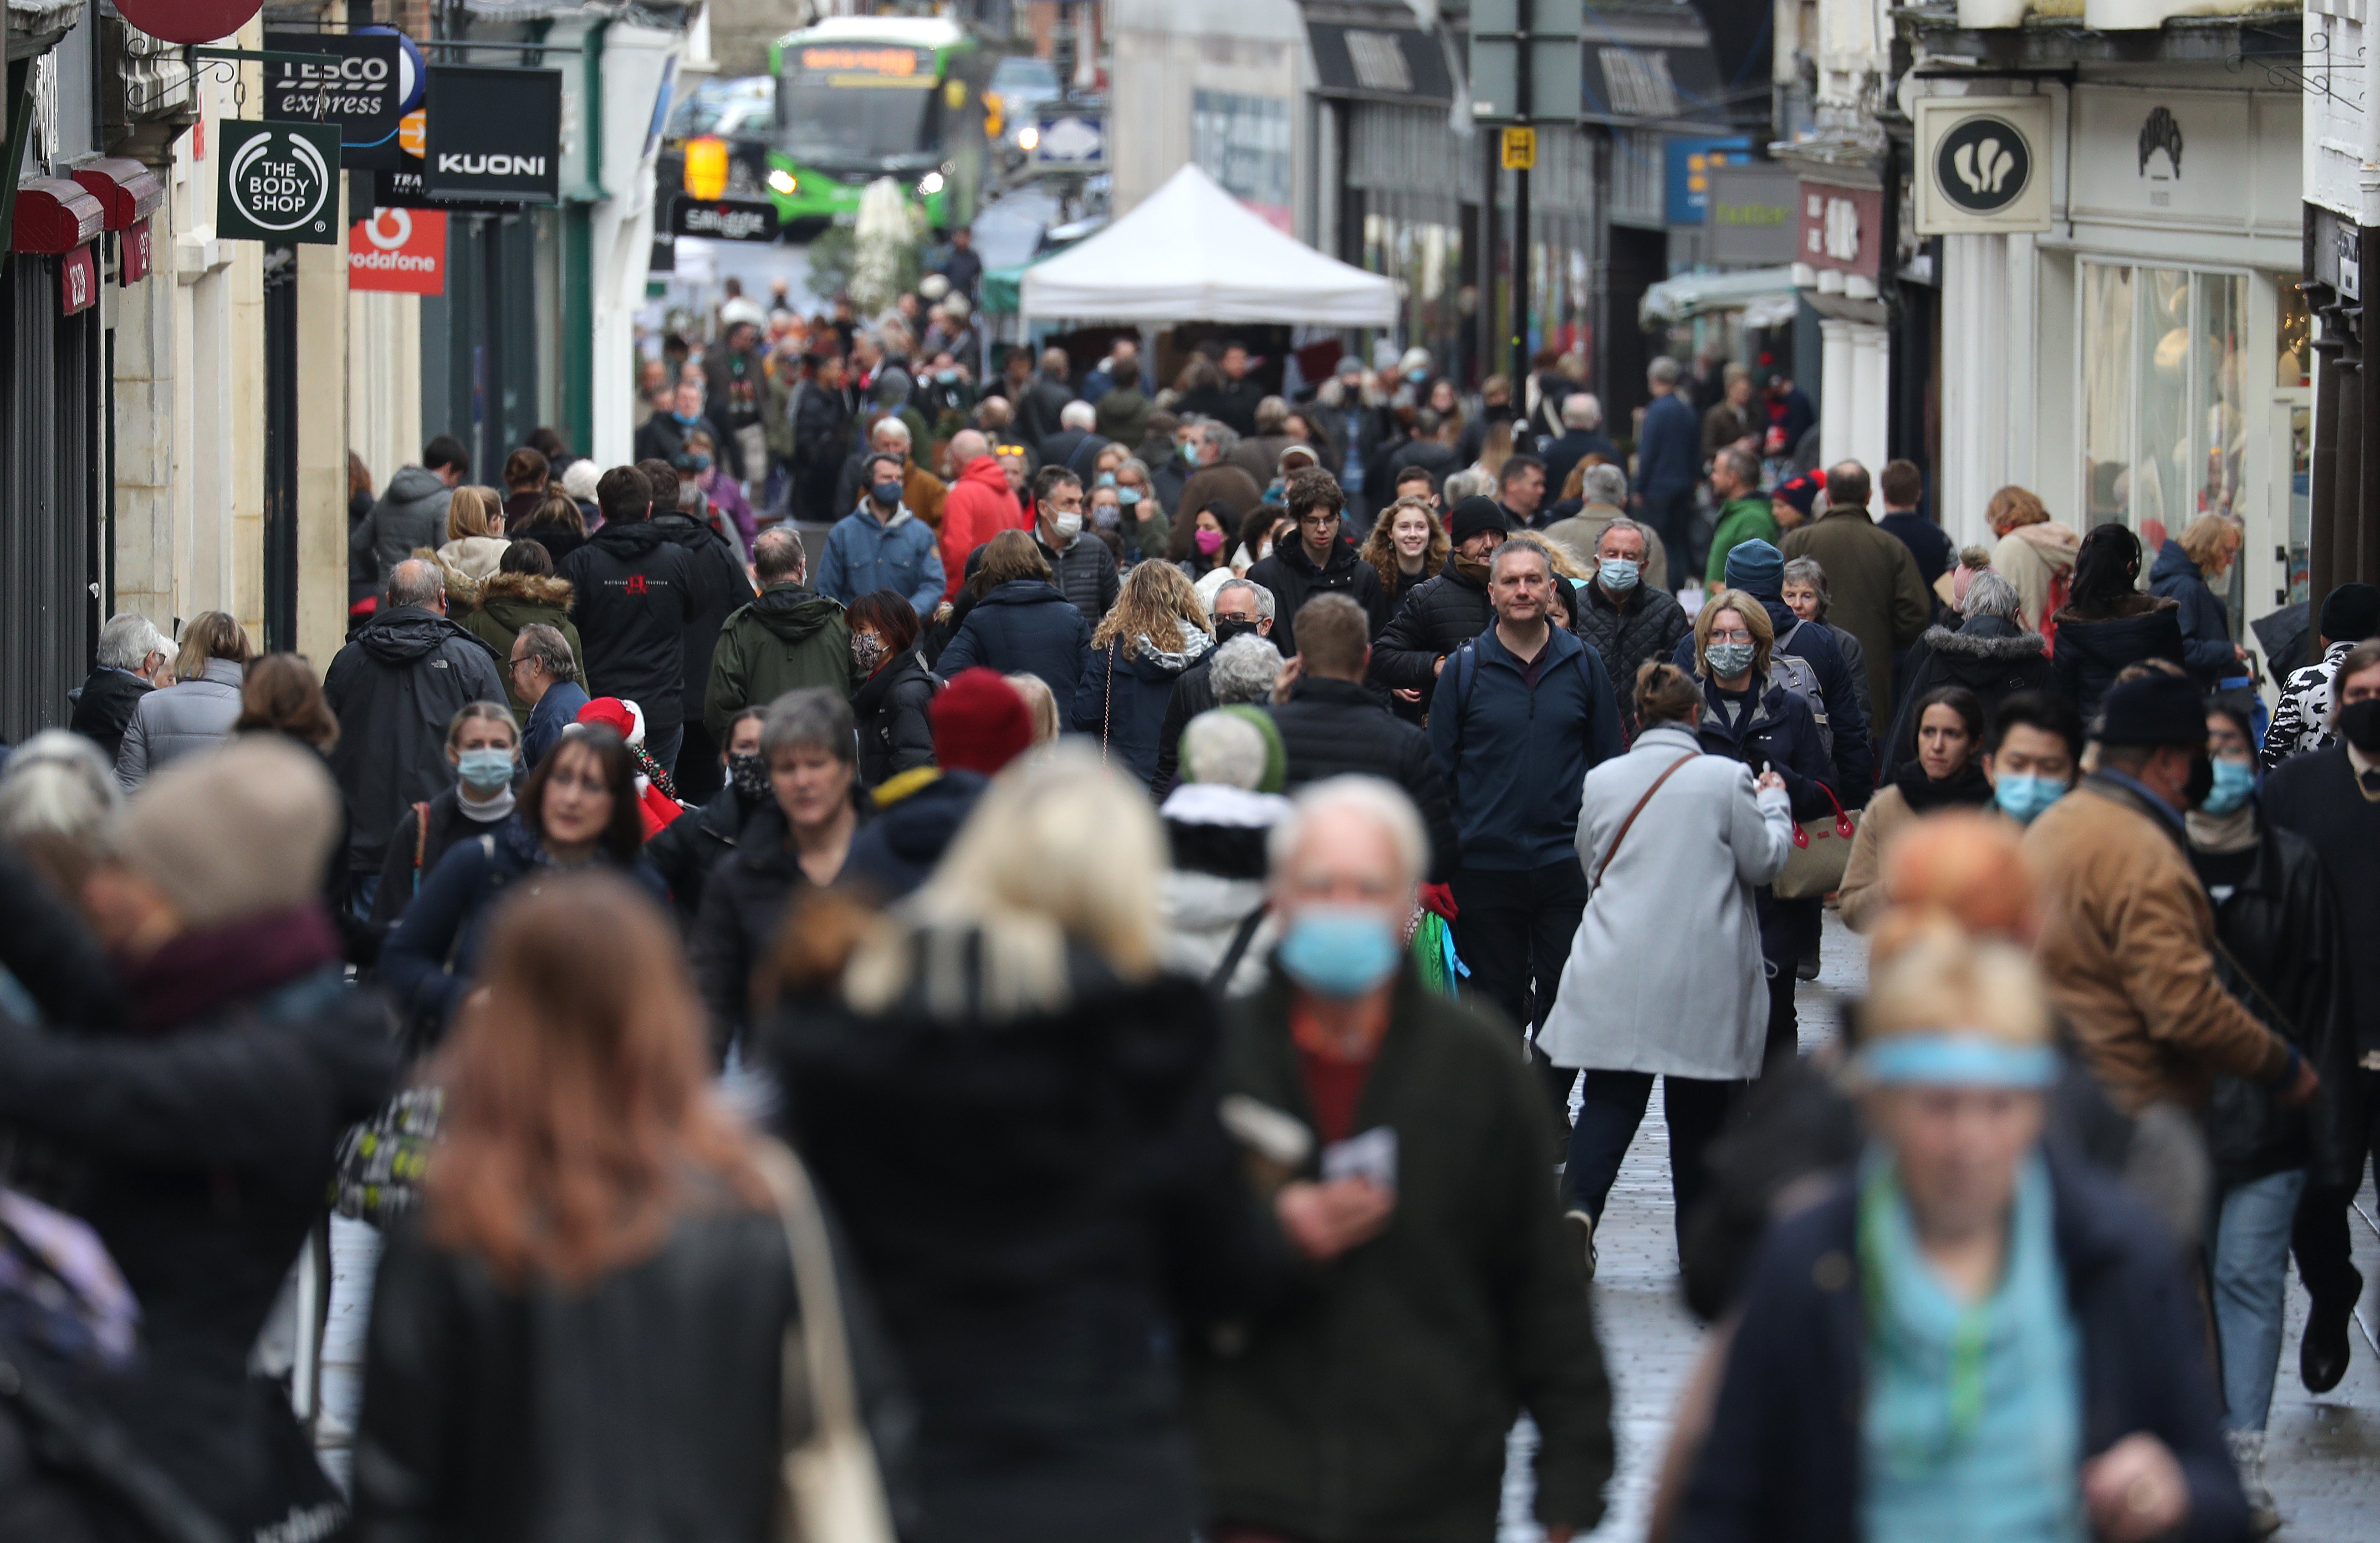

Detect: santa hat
575,696,645,748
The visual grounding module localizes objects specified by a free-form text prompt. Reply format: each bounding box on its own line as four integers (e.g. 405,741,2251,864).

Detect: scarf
459,785,516,825
127,904,342,1034
633,742,679,804
1895,757,1994,814
2184,803,2257,854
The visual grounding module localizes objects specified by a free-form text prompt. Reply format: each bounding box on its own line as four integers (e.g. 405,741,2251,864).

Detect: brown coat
1780,506,1932,721
2023,777,2291,1113
902,461,948,531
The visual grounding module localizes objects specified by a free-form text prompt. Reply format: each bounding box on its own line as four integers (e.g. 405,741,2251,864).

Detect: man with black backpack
556,466,701,772
1428,539,1624,1078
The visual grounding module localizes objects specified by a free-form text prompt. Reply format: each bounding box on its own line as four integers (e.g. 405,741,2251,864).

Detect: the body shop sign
217,121,342,244
349,207,446,295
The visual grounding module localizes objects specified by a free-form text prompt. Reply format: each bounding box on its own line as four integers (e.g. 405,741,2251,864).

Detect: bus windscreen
781,45,937,165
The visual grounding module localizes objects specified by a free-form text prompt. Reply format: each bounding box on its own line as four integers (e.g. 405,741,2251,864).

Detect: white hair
1560,393,1602,430
871,415,913,446
1582,464,1629,506
1208,634,1285,705
1960,567,2023,622
1648,357,1682,387
1441,468,1495,503
1060,399,1096,431
1267,774,1428,896
1180,708,1272,790
0,730,122,850
96,613,170,672
1211,577,1276,622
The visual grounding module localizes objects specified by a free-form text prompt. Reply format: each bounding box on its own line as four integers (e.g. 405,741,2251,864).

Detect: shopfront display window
1362,209,1466,387
2078,259,2248,551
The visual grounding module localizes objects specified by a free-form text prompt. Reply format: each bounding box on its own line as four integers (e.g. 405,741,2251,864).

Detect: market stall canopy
1020,163,1398,327
1639,266,1800,328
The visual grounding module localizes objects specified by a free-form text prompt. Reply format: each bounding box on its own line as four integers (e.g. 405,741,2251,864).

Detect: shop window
2077,261,2248,554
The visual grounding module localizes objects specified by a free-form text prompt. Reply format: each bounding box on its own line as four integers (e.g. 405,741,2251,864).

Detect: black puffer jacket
772,934,1281,1543
1152,655,1220,800
556,518,700,731
353,1175,916,1543
1880,614,2057,781
647,785,759,924
1573,578,1693,738
323,605,509,874
1243,536,1388,659
1037,531,1121,624
1265,677,1458,881
2049,593,2185,726
651,510,759,728
2199,816,2360,1189
67,668,150,768
0,930,393,1538
856,650,937,787
1367,556,1491,708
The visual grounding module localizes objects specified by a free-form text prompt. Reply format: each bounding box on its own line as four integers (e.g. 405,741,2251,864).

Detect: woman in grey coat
115,611,251,789
1536,660,1793,1267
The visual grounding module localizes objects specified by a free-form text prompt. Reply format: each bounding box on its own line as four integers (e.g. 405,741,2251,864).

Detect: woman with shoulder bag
1073,560,1215,791
1838,686,1996,934
352,872,910,1543
1685,590,1841,1063
1539,662,1794,1269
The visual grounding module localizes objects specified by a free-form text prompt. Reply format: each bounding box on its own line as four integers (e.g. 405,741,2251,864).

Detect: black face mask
2182,751,2216,809
727,751,771,802
1213,617,1262,646
2339,697,2380,753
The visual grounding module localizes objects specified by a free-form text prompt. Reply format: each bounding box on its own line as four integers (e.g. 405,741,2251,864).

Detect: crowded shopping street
2,3,2380,1542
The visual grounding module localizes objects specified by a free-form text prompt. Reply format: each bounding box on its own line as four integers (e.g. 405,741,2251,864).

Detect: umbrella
2251,602,2310,681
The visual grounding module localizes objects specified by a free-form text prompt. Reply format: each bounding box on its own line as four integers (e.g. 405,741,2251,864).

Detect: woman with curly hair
1358,495,1449,620
1073,560,1215,790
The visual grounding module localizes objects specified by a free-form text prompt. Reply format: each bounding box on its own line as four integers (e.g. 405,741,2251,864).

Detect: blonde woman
1358,495,1448,617
1003,671,1062,749
116,610,251,788
772,748,1270,1543
419,485,511,613
1984,485,2080,641
2148,512,2250,685
1073,559,1215,790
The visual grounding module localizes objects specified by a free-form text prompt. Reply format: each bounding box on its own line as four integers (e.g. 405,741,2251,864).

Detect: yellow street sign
1502,126,1537,171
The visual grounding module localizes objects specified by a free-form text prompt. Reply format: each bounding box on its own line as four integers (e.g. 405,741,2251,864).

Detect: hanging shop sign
217,121,343,244
1797,180,1884,280
117,0,264,45
1913,96,2053,235
263,31,409,169
669,198,781,243
60,245,97,316
121,220,153,285
68,158,166,286
422,66,562,204
349,207,446,295
1706,162,1797,264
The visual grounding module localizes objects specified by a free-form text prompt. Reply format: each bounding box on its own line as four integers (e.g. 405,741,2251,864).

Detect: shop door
0,255,100,741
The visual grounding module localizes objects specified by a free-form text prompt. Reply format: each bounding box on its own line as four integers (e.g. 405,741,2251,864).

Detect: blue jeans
2211,1166,2307,1434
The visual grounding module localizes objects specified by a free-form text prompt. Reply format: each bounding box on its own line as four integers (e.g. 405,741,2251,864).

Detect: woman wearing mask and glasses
1690,589,1839,1063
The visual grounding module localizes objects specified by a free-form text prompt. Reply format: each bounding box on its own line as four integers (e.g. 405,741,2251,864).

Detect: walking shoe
2225,1429,2282,1539
2301,1292,2354,1393
1563,1209,1597,1282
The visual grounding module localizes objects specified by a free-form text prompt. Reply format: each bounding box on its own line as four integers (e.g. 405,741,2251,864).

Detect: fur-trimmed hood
1920,615,2046,661
476,571,575,613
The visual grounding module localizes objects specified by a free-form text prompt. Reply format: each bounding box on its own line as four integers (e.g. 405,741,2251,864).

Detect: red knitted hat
930,669,1032,775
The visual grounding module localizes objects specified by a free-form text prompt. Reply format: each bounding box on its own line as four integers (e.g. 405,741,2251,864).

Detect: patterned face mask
727,751,771,802
851,632,888,675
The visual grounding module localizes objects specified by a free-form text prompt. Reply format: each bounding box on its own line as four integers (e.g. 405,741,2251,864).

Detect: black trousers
1450,861,1589,1037
1566,1071,1739,1244
1764,967,1800,1068
2293,1065,2380,1311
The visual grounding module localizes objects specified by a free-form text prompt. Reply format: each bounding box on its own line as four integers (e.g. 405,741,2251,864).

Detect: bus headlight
1017,125,1039,152
768,169,797,196
917,170,945,197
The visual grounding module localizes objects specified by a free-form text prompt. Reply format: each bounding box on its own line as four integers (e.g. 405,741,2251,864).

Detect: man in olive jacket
1188,778,1614,1543
704,526,855,742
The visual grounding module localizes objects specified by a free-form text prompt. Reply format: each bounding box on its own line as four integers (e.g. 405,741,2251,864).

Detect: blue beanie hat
1725,538,1785,596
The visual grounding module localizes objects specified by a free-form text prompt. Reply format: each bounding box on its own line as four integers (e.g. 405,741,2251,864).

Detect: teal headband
1855,1034,2058,1090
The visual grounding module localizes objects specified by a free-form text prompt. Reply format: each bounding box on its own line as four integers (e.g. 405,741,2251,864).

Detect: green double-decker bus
766,15,988,237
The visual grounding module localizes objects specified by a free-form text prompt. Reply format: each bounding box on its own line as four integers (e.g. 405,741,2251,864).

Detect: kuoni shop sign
349,207,446,295
217,121,342,244
423,66,562,204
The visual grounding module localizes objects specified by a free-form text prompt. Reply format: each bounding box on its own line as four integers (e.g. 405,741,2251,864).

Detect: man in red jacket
938,428,1028,599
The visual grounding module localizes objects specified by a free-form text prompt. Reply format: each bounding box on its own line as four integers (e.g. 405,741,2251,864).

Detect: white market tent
1020,163,1398,327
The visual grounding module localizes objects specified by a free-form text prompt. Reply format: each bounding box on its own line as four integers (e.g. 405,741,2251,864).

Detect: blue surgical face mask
689,453,712,474
1118,486,1143,506
935,368,958,383
1598,557,1641,593
1405,368,1427,384
673,410,699,427
1994,772,2068,824
1277,905,1402,999
2200,757,2256,815
456,747,516,795
1096,471,1117,487
1704,640,1756,680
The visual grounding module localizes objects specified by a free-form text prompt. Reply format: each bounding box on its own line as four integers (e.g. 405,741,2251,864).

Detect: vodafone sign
348,207,445,295
117,1,265,46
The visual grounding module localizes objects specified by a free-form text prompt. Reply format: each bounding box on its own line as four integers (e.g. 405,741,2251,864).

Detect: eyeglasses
1708,628,1754,644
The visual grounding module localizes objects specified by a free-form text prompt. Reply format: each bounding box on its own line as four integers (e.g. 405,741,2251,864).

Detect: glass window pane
2278,280,2311,389
2135,267,2191,550
2081,261,2134,526
2289,403,2312,604
2194,271,2246,523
